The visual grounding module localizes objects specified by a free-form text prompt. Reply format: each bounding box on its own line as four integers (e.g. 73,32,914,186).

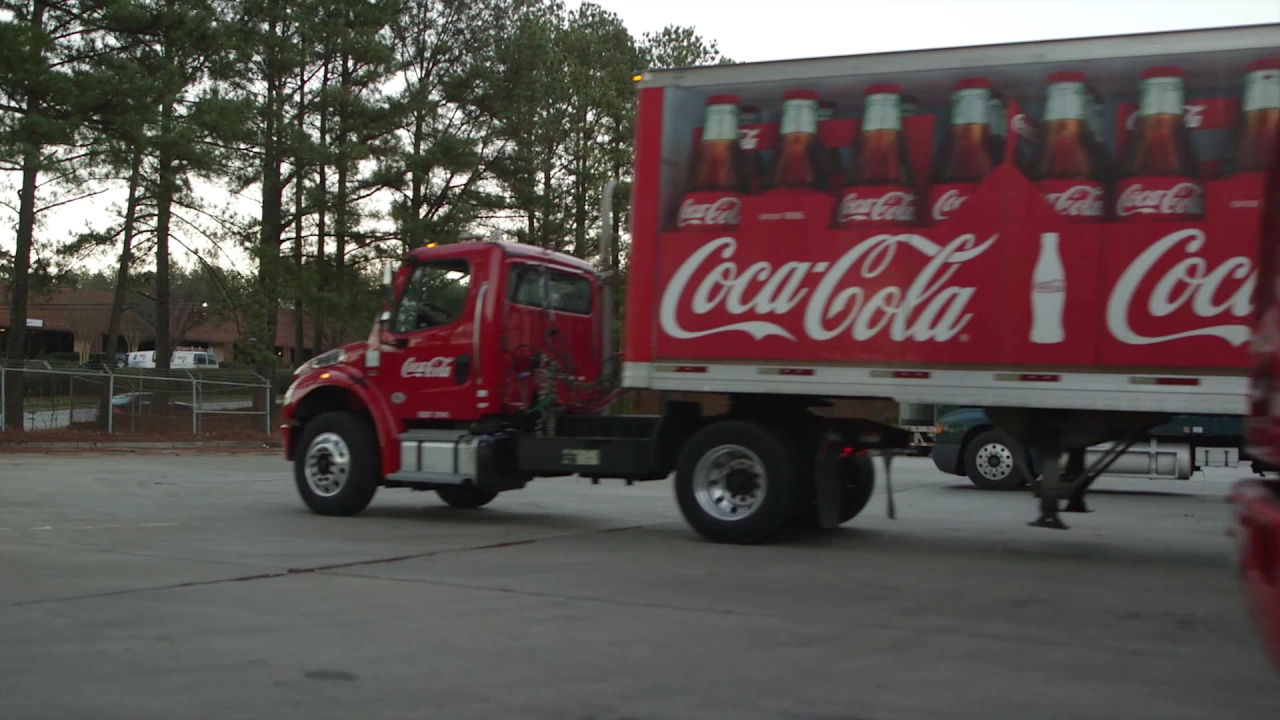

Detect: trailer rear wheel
436,486,498,509
294,411,380,516
675,421,802,544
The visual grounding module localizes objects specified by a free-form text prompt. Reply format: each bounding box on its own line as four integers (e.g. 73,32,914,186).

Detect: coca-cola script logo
678,197,741,228
402,356,455,379
1115,181,1203,218
1106,228,1254,346
838,191,917,225
931,189,968,222
1042,185,1105,218
659,233,997,343
1125,104,1208,131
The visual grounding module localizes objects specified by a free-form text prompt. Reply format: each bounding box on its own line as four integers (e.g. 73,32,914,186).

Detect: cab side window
394,260,472,333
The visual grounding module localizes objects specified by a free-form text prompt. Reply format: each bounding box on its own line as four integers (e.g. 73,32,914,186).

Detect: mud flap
815,432,843,529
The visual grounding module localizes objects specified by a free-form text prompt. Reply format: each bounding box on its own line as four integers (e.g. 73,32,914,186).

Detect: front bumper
931,442,962,476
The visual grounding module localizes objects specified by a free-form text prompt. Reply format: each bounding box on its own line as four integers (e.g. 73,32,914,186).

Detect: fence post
265,383,272,436
107,372,114,434
69,374,75,430
191,374,198,436
1,366,6,432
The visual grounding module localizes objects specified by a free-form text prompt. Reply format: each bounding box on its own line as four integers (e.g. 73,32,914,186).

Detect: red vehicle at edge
1236,140,1280,675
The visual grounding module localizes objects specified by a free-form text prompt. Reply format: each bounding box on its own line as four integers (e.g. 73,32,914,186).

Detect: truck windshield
395,259,471,332
508,264,592,315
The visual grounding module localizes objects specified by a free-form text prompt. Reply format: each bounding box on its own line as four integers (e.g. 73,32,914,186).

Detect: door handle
395,337,409,350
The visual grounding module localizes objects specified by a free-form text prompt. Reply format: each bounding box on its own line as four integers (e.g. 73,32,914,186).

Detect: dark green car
930,406,1248,490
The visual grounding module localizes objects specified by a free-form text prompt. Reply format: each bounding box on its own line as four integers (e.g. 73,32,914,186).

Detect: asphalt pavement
0,452,1275,720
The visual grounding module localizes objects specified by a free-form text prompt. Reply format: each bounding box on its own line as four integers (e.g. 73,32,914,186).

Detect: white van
126,350,219,369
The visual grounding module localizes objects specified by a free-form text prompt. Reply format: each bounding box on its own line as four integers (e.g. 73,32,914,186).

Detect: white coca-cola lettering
678,197,741,227
1125,104,1209,131
1106,228,1255,346
401,356,455,379
1115,182,1203,217
838,191,916,224
1042,185,1104,217
658,233,998,344
931,189,968,222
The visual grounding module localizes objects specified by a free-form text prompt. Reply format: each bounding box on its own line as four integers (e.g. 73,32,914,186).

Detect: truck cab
282,240,608,510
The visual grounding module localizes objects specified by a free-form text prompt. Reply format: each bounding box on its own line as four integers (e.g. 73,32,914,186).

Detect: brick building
0,287,318,365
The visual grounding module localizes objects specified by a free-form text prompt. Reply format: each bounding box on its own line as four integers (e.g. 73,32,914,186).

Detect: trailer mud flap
815,432,843,529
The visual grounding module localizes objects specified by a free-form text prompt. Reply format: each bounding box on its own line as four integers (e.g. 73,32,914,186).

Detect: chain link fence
0,360,275,438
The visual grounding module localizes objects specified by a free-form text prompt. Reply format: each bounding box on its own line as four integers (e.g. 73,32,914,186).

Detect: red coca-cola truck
283,25,1279,545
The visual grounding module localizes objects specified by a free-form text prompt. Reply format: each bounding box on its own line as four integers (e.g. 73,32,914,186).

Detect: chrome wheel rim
974,442,1014,481
305,432,350,497
692,444,767,522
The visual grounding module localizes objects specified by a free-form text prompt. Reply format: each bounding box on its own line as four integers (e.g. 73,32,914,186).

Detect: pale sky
5,0,1279,273
583,0,1280,64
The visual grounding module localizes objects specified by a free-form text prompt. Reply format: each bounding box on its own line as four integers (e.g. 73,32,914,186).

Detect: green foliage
2,0,731,378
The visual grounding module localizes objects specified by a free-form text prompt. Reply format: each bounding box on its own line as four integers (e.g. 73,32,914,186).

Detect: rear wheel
964,430,1029,491
294,411,380,515
436,486,498,509
675,420,803,544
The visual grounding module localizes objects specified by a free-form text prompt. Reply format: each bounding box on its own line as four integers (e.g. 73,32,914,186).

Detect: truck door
380,257,480,421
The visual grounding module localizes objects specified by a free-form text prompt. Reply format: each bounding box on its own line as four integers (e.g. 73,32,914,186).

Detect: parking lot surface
1,452,1276,720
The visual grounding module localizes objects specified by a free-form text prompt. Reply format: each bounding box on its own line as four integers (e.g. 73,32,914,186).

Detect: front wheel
964,430,1030,491
675,420,803,544
294,411,380,516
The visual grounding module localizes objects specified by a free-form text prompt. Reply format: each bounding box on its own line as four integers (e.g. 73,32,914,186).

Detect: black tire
963,429,1029,491
436,486,498,509
675,420,803,544
796,452,876,528
294,411,380,516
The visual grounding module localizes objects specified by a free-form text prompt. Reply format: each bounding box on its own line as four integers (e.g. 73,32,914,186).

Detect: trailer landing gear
1027,435,1141,529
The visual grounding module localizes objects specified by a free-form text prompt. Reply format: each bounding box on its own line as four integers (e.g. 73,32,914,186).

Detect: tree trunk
293,57,306,367
256,59,284,411
313,59,329,355
4,1,47,432
154,101,176,372
98,152,143,428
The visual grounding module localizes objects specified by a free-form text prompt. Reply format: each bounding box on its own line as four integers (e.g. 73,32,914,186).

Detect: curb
0,440,282,450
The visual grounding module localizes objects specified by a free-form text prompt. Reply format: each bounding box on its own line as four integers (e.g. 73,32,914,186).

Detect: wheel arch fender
285,369,399,472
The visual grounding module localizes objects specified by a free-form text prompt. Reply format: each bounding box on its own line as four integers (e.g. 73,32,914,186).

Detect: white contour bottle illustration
1030,232,1066,344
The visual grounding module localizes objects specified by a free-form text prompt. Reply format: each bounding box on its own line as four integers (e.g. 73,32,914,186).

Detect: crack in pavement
2,524,652,608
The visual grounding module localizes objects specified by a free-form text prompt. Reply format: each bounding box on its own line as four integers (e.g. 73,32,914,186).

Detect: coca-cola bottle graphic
739,104,768,193
1225,57,1280,175
1028,71,1105,221
1115,66,1203,221
679,94,747,231
838,83,915,228
771,89,829,192
1030,232,1067,344
929,77,997,224
817,99,844,191
902,95,919,117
